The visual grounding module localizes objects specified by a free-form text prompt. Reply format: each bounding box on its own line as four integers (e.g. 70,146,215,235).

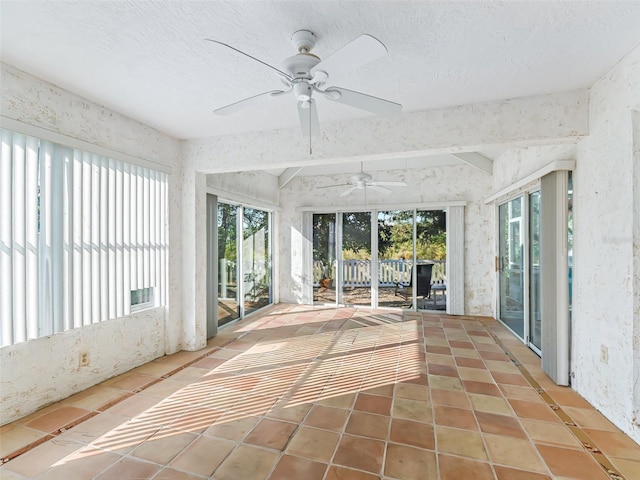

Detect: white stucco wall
493,145,576,192
278,164,494,316
0,63,183,425
207,171,279,206
573,46,640,442
0,308,165,425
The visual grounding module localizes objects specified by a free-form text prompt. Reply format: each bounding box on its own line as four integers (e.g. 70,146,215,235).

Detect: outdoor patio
314,286,447,311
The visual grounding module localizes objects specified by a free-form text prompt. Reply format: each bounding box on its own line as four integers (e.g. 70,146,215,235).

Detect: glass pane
416,210,447,310
499,197,525,338
313,213,337,304
529,191,541,349
217,203,239,326
378,211,413,308
243,208,271,315
342,212,371,306
568,172,573,312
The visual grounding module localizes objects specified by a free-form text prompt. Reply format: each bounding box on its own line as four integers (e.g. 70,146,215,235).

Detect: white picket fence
314,259,445,287
222,258,446,290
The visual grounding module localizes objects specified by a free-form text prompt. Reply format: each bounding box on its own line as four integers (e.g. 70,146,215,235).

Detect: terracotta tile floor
2,305,640,479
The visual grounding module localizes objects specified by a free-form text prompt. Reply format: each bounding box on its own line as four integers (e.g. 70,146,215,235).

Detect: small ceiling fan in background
206,30,402,136
317,163,407,196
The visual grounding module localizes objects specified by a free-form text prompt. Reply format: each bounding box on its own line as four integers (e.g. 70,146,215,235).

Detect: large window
0,129,168,346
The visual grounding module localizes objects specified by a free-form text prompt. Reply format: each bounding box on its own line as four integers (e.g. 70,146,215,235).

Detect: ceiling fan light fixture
293,82,312,103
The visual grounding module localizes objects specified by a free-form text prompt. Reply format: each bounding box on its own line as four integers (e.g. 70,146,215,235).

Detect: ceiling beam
278,167,303,189
184,89,588,173
450,152,493,175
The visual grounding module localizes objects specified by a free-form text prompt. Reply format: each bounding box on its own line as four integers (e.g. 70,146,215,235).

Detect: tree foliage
217,204,269,262
378,210,446,260
313,210,447,266
217,203,237,261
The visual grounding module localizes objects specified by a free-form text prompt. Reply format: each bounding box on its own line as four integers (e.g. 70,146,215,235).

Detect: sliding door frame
209,198,274,329
307,202,464,313
495,184,540,353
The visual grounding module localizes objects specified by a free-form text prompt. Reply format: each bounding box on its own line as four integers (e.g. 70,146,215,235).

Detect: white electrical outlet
600,345,608,364
79,352,90,367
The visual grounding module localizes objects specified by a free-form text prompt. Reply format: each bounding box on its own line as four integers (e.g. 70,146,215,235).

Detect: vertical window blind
0,129,168,347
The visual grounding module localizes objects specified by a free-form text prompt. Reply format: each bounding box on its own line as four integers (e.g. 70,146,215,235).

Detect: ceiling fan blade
297,100,320,137
369,181,408,187
205,39,292,81
368,185,392,195
316,183,352,189
310,34,387,80
340,186,359,197
214,90,286,115
323,86,402,115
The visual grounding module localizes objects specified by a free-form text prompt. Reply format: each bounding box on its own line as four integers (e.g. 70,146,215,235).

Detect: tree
342,212,372,256
217,203,237,261
377,210,446,260
313,214,336,277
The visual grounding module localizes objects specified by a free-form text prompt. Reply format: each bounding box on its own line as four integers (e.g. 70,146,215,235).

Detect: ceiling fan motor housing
351,172,373,183
282,53,320,78
284,32,321,106
291,30,317,53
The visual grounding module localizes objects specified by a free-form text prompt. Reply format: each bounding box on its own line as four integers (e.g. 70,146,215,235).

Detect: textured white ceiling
1,1,640,141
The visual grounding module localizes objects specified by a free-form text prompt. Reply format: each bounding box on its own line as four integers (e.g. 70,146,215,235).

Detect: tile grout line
422,312,444,480
479,319,626,480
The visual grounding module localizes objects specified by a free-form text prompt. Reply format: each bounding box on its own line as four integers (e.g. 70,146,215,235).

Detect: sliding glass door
416,210,447,311
313,213,337,304
529,191,541,350
311,209,447,310
243,208,271,315
215,202,272,326
342,212,372,306
217,203,239,326
498,191,541,351
378,211,414,309
498,198,525,338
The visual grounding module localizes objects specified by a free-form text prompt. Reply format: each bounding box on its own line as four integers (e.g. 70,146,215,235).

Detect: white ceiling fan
317,164,407,196
206,30,402,136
